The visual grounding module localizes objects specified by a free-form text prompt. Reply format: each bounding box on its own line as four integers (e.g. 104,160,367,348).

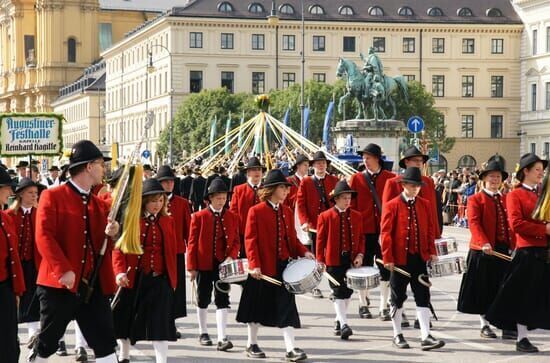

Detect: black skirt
236,261,301,328
173,253,187,318
457,246,509,314
486,247,550,331
112,286,136,340
0,280,19,363
18,260,40,323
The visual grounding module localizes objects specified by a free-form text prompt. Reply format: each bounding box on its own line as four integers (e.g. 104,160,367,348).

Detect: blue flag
303,106,310,139
322,101,334,149
281,107,290,148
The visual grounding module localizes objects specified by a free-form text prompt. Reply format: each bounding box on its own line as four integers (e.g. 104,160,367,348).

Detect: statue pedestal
333,119,407,170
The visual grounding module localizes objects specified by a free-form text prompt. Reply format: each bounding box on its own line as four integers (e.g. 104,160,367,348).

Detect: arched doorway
457,155,476,169
428,154,448,175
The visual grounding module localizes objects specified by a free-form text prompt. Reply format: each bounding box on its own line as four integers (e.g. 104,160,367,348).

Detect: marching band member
236,169,314,362
457,160,516,339
156,165,192,337
296,151,338,298
316,180,364,339
28,140,119,363
381,167,444,351
229,157,265,257
187,178,240,350
0,167,26,363
112,178,178,363
287,154,310,247
486,153,550,353
189,167,207,212
350,143,395,319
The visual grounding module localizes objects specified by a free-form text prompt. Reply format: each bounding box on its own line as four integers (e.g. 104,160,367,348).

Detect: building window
403,37,415,53
491,115,503,138
248,3,265,13
252,72,265,94
462,75,474,97
282,72,295,89
458,155,477,168
432,38,445,53
221,71,234,93
24,35,35,66
398,7,414,16
546,82,550,110
491,76,503,98
343,36,355,52
531,83,537,111
373,37,385,52
313,73,326,82
462,38,475,54
461,115,474,138
190,32,203,48
99,23,112,52
491,38,503,54
309,5,325,15
252,34,265,50
68,37,77,63
432,75,444,97
283,35,295,50
313,36,325,51
533,29,538,55
369,6,384,16
339,6,354,16
218,2,233,12
190,71,202,93
531,143,536,154
279,4,295,14
404,75,415,82
428,7,444,16
544,142,550,159
221,33,234,49
457,8,473,17
487,8,503,17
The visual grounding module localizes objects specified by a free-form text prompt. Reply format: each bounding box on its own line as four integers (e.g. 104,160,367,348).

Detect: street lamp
267,1,280,89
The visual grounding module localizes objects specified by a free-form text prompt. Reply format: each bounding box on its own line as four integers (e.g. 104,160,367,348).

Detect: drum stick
491,251,512,262
308,229,318,234
375,258,411,278
110,267,131,310
323,271,341,286
260,274,283,286
191,280,198,307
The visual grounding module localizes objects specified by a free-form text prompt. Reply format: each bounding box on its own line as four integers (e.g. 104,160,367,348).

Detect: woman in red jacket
112,179,177,363
486,153,550,353
457,160,515,339
236,169,314,362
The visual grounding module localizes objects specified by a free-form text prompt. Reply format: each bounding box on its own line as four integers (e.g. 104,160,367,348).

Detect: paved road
19,227,549,362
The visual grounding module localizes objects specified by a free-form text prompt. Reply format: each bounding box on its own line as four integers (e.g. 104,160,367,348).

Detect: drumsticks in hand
249,270,283,287
323,272,341,286
491,251,512,262
375,258,411,278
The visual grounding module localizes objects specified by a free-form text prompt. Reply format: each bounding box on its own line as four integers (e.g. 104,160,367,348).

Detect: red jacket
382,174,441,238
6,207,41,269
0,211,25,295
296,174,339,229
112,215,178,289
245,202,308,277
316,207,365,266
381,195,436,265
285,174,302,210
467,191,515,250
230,182,260,236
35,183,116,295
187,208,240,271
506,186,547,249
350,169,395,234
168,195,191,254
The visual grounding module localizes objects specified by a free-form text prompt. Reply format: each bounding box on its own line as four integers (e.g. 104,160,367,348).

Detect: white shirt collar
334,206,347,213
314,172,326,179
294,173,304,180
522,183,536,191
209,205,222,214
366,167,381,175
401,192,415,202
69,180,90,195
267,200,280,210
247,180,260,188
483,188,501,197
21,206,32,214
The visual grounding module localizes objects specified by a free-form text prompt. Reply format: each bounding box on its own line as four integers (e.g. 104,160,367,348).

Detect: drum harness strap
313,176,330,211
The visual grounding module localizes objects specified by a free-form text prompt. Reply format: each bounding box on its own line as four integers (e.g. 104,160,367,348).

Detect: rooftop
57,60,106,100
99,0,178,13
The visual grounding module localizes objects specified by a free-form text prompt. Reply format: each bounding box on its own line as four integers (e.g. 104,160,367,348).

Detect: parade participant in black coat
189,167,207,212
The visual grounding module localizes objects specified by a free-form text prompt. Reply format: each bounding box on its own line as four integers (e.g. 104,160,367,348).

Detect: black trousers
308,232,317,255
196,269,230,309
0,280,19,363
35,284,116,358
326,265,353,300
363,233,390,281
390,254,430,309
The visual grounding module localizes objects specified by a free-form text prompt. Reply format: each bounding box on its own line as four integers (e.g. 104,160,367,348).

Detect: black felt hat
204,177,229,200
516,153,548,174
292,154,310,171
357,143,382,158
16,160,29,168
309,151,331,166
107,168,124,187
330,180,357,200
479,160,508,181
143,164,153,171
15,177,39,194
156,165,176,181
244,157,266,171
399,167,425,186
68,140,111,169
142,178,169,196
48,165,60,172
0,167,13,187
399,146,429,169
262,169,292,188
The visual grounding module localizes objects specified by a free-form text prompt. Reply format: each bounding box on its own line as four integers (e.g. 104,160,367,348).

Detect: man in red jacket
287,154,310,246
381,167,444,351
28,140,120,363
350,143,395,319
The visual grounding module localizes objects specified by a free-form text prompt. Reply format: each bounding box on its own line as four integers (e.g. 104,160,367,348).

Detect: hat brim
399,177,425,186
204,190,229,201
156,175,176,181
309,158,331,166
357,150,382,158
15,182,39,194
262,181,293,188
245,166,267,172
68,156,112,170
479,169,509,181
292,160,309,171
398,155,429,169
518,159,548,174
331,190,357,201
142,189,170,197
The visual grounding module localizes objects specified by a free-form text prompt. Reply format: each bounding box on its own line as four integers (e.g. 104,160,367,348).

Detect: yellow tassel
114,164,144,255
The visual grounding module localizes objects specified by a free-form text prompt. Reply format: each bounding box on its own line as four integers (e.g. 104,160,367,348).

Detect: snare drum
345,267,380,290
282,259,323,294
427,254,466,278
218,258,249,283
435,237,458,256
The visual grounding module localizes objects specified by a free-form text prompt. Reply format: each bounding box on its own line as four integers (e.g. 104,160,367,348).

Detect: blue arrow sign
142,150,151,159
407,116,424,133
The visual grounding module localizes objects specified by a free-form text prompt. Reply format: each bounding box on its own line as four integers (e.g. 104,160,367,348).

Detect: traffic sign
142,150,151,159
429,144,439,163
407,116,424,133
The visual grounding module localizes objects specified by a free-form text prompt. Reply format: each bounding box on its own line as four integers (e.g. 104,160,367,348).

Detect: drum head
282,259,317,283
346,266,379,278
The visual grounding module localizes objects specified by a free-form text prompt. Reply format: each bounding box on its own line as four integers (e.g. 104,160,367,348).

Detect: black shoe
175,331,182,339
312,288,323,299
359,306,372,319
502,329,517,340
118,360,130,363
414,319,433,329
56,341,68,356
334,321,341,336
246,344,266,358
421,335,445,351
480,326,497,339
401,313,410,328
75,347,88,362
516,338,539,353
340,324,353,340
379,309,391,321
285,348,307,362
393,334,410,349
217,339,233,351
199,333,213,346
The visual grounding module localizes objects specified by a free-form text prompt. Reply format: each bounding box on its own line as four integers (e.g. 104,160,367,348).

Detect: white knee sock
344,298,350,310
517,324,528,342
31,356,48,363
358,289,369,307
28,321,40,340
216,308,228,342
333,299,347,325
391,307,403,337
152,341,168,363
117,339,130,360
479,315,489,329
282,327,295,352
247,323,259,346
197,307,208,335
74,321,88,348
95,353,118,363
417,307,431,340
379,281,390,311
